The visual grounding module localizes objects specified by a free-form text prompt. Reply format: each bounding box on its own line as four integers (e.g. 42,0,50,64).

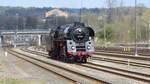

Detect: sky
0,0,149,8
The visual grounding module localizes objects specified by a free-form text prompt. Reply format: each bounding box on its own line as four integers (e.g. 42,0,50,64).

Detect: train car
46,22,95,63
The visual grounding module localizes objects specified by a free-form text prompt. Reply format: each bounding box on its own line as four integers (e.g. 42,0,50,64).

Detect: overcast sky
0,0,149,8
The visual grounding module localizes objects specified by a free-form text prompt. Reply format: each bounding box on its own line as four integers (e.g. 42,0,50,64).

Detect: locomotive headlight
71,46,75,50
87,45,91,50
78,29,82,33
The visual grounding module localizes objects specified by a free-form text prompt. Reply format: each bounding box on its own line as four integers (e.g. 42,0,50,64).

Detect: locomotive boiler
46,22,95,63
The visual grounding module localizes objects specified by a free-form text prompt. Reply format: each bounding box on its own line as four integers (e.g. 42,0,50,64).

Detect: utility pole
135,0,138,56
102,15,107,47
148,19,150,50
14,13,19,48
79,0,83,22
98,15,106,47
104,9,107,47
103,3,107,47
0,32,1,47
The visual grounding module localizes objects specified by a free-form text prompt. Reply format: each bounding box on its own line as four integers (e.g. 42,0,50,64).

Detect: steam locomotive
46,22,95,63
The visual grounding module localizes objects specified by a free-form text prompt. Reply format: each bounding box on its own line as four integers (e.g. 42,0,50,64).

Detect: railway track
23,48,150,68
21,47,150,83
77,63,150,83
92,56,150,68
24,47,150,68
8,48,109,84
8,49,78,84
21,48,48,57
94,52,150,61
95,47,150,56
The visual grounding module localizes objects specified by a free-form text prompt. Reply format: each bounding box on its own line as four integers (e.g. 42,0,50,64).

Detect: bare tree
106,0,119,24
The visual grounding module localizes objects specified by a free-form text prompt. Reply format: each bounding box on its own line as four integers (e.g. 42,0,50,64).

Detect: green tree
98,24,114,41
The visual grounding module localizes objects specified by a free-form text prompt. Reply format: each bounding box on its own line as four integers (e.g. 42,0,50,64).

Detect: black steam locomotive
46,22,95,63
